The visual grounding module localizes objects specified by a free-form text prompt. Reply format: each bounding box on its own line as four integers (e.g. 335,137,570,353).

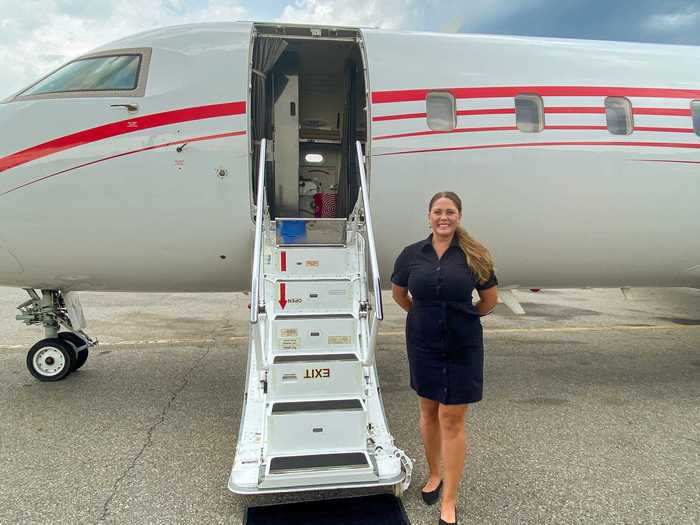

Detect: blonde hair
429,191,495,284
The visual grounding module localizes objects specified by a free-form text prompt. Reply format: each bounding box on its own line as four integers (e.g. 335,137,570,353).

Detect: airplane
1,21,698,495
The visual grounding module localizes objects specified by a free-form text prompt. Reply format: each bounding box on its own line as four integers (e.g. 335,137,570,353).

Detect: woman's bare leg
438,403,469,523
419,396,442,491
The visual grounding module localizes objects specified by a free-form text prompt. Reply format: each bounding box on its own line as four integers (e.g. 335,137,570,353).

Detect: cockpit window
22,55,140,96
14,48,151,100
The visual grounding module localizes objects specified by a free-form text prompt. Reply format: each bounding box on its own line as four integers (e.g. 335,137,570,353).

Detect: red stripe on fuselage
634,126,695,133
635,159,700,165
545,107,605,114
373,141,700,157
373,106,693,122
0,131,246,197
371,86,700,104
373,112,427,122
544,125,608,131
0,101,246,174
372,108,515,122
374,126,517,140
373,125,696,141
634,108,692,116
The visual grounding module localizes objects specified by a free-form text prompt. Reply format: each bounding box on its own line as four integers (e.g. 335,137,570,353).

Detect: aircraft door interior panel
273,68,300,217
299,69,344,143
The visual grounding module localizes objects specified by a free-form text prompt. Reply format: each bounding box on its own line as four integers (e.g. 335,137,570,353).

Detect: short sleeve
475,269,498,291
391,248,410,287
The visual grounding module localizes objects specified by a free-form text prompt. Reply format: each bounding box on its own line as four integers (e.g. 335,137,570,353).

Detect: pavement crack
98,345,212,522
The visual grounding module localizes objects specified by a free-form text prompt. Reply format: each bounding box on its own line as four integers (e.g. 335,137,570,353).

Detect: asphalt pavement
0,286,698,524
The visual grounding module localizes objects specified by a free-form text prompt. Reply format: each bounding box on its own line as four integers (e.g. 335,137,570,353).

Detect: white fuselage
0,22,698,292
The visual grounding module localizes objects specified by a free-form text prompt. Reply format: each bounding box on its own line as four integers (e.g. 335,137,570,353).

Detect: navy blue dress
391,235,498,404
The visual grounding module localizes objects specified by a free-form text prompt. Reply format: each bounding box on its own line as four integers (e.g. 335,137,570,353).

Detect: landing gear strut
17,289,97,382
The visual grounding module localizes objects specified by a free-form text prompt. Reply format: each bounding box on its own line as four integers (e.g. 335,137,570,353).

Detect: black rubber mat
269,452,368,473
245,494,411,525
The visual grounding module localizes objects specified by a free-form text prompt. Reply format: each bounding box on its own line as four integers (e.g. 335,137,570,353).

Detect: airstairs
229,141,412,495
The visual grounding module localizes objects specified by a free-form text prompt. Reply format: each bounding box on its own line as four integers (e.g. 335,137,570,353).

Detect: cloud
643,6,700,32
465,0,700,46
278,0,415,29
276,0,541,32
448,0,544,32
0,0,247,97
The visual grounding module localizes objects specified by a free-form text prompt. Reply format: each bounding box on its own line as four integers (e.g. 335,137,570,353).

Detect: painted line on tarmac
1,324,696,350
379,324,700,337
0,335,249,350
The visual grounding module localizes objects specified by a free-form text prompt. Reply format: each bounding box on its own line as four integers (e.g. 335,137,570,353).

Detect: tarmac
0,286,698,524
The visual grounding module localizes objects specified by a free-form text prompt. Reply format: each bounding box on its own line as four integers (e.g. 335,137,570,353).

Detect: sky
1,0,699,97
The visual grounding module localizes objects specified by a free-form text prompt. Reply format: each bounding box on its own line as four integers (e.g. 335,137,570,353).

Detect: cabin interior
250,24,367,220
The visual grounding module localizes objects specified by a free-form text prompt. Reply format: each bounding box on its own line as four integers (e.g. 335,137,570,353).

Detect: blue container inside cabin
279,220,307,243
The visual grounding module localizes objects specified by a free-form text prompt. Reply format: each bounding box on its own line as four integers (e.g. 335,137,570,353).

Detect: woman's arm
475,286,498,316
392,284,412,313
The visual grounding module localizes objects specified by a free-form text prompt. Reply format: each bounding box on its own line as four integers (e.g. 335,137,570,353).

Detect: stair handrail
355,141,384,321
251,138,267,324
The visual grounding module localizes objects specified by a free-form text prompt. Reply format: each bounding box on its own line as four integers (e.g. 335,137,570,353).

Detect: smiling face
429,196,462,239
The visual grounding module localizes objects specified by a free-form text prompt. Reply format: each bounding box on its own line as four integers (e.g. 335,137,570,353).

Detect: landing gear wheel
58,332,89,371
27,338,75,382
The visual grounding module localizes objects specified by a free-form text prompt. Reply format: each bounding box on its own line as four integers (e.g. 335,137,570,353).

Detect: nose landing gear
17,289,96,382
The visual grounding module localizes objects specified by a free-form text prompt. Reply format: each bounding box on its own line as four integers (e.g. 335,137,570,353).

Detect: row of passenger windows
426,92,700,136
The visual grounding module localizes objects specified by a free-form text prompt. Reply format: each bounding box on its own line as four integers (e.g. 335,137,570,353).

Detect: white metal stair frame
229,140,412,495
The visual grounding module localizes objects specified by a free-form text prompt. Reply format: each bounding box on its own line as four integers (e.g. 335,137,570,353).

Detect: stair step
273,353,358,363
268,279,355,316
272,316,357,353
267,276,358,282
271,399,363,413
274,313,354,319
268,356,364,401
266,399,367,454
269,452,369,474
259,451,378,489
264,246,353,279
275,218,347,247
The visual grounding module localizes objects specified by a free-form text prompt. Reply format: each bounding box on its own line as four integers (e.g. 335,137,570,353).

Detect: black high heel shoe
421,480,443,505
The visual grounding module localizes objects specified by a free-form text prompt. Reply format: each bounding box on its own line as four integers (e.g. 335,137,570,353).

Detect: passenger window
605,97,633,135
515,94,544,132
426,92,456,131
692,101,700,136
17,50,149,99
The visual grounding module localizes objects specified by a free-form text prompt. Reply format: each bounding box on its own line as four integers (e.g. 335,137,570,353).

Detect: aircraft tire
27,338,75,382
58,332,89,371
73,349,89,371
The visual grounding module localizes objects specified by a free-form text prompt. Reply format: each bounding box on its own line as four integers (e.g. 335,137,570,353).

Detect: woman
391,191,498,525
